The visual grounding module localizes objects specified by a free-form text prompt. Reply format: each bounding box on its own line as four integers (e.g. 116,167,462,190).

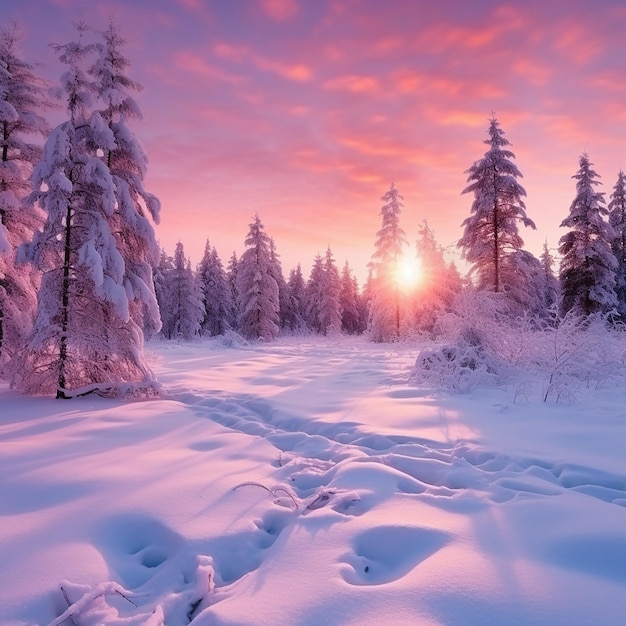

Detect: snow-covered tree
283,263,307,332
236,214,279,340
409,221,462,334
226,250,239,330
339,261,364,335
268,237,289,328
559,153,617,317
458,116,535,293
159,242,203,340
369,182,408,342
89,20,161,339
318,246,342,335
608,170,626,319
538,241,559,320
12,26,156,397
305,254,325,333
197,239,233,336
0,24,49,368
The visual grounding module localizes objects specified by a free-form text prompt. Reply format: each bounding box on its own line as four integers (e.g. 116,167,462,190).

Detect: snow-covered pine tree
411,221,461,334
13,25,155,397
339,261,363,334
458,116,535,293
268,237,289,328
369,182,408,342
197,239,233,336
305,253,324,333
283,263,307,332
159,243,203,340
89,20,161,339
0,24,49,369
153,246,173,338
608,170,626,319
236,214,279,340
318,246,342,335
226,250,239,331
559,153,617,317
538,241,559,320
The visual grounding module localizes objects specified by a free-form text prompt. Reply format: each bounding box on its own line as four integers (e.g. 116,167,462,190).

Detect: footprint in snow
339,525,450,586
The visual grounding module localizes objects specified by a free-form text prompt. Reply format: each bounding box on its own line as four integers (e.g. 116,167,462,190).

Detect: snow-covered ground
2,335,626,625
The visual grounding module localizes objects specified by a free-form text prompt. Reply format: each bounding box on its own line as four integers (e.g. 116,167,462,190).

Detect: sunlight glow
395,256,421,291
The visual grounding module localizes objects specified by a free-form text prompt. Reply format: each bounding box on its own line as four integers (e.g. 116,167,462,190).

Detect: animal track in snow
339,525,450,586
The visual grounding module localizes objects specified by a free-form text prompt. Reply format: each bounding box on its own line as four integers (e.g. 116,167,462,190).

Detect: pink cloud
213,42,249,63
554,20,602,65
513,59,551,86
324,74,381,93
174,50,242,83
253,56,313,81
259,0,299,21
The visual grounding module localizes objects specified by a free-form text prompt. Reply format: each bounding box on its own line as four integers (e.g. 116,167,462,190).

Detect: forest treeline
1,20,625,397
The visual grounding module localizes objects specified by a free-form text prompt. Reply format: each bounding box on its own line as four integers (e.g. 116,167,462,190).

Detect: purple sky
6,0,626,282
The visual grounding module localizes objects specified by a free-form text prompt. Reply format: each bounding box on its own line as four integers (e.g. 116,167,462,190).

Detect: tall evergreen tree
0,24,49,368
369,182,408,341
458,116,535,293
284,263,307,332
167,242,202,340
236,214,279,340
559,153,617,317
305,253,325,333
89,20,161,339
608,170,626,319
13,25,156,397
153,247,173,337
268,237,289,328
318,246,342,335
226,250,239,331
538,241,559,319
410,221,461,334
197,239,233,336
339,261,363,335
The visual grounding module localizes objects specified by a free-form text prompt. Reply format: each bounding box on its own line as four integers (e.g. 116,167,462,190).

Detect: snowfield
2,335,626,625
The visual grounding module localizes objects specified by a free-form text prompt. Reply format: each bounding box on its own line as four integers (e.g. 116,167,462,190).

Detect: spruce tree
559,153,617,317
0,24,49,368
197,240,233,336
236,214,279,340
608,170,626,319
369,182,408,341
12,25,157,397
305,254,325,333
339,261,363,334
458,116,535,293
319,246,342,335
284,264,307,332
411,221,461,334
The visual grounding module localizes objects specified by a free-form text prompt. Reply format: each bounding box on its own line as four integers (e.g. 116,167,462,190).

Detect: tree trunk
56,194,73,399
492,166,500,293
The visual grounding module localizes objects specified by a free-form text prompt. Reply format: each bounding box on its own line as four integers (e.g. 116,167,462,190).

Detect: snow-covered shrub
413,337,500,392
529,312,626,402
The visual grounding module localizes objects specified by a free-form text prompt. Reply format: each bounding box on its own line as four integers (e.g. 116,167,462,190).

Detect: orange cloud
259,0,298,21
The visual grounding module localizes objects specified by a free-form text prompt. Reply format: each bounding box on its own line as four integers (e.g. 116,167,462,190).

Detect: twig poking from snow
233,481,299,509
47,582,137,626
59,586,77,626
56,381,161,400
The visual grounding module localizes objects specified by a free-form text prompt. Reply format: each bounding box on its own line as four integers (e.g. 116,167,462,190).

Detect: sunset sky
6,0,626,283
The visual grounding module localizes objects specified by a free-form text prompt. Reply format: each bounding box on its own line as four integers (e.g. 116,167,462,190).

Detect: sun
395,256,421,291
